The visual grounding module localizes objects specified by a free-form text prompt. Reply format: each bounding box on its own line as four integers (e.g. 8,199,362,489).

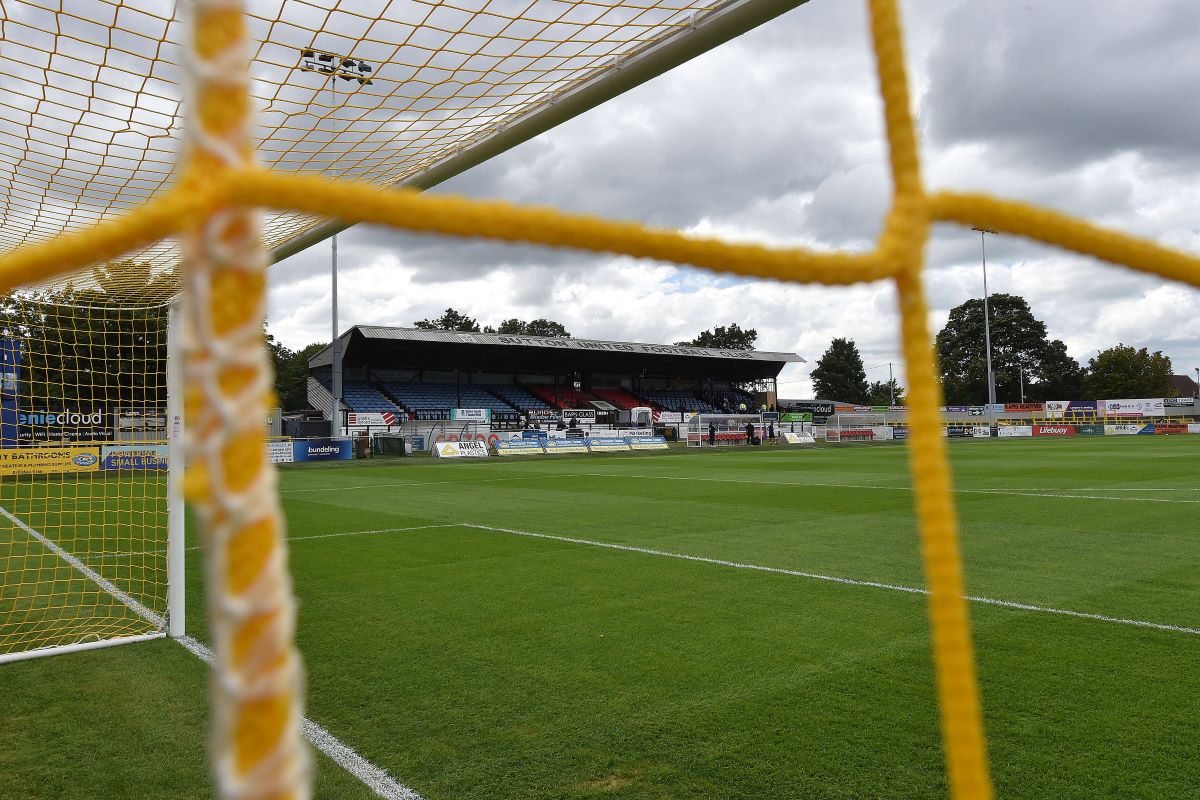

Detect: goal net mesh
0,1,1197,798
0,0,750,287
824,413,887,443
0,295,168,657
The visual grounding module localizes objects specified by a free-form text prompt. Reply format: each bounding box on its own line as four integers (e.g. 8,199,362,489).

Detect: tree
264,328,326,411
494,318,572,337
811,338,868,402
1028,339,1086,401
936,293,1085,404
413,308,480,332
0,286,167,411
866,379,905,406
675,323,757,350
1085,344,1174,399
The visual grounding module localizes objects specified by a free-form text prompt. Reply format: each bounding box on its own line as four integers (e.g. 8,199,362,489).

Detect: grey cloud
923,1,1200,170
265,0,1198,390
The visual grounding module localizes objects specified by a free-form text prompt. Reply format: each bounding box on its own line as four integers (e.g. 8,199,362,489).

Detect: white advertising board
997,426,1032,438
266,440,294,463
782,432,816,445
346,411,401,426
1099,398,1165,417
451,408,491,423
433,441,490,458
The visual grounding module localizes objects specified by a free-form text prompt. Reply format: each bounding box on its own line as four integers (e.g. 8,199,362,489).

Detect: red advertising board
1154,423,1189,434
1033,425,1075,437
1006,403,1044,413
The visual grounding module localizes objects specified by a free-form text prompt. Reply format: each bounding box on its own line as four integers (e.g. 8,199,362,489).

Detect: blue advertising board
495,439,545,455
101,444,168,470
587,437,632,452
544,438,589,454
0,338,19,448
292,438,354,461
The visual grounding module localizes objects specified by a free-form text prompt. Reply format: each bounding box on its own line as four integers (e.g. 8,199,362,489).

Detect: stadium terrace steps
713,386,758,412
591,387,642,409
485,384,552,413
340,381,402,413
379,382,520,421
528,384,595,409
639,390,719,414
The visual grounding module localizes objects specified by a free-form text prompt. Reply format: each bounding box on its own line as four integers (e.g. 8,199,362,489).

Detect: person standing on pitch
708,420,717,447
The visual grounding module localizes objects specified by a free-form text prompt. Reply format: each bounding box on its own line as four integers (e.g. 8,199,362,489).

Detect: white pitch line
2,508,423,800
561,472,1200,505
280,474,562,494
459,523,1200,637
176,635,423,800
0,505,163,627
77,525,459,563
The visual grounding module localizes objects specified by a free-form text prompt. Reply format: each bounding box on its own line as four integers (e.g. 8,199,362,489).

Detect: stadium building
306,325,803,434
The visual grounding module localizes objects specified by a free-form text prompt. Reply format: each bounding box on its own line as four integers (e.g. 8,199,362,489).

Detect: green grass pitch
2,437,1199,799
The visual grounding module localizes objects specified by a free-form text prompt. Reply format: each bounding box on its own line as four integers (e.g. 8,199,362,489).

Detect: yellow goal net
0,1,1197,799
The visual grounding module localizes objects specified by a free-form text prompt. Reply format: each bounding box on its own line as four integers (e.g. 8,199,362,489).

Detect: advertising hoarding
100,444,168,470
0,446,101,475
434,441,490,458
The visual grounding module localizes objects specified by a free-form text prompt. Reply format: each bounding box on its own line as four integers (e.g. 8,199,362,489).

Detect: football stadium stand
308,326,801,429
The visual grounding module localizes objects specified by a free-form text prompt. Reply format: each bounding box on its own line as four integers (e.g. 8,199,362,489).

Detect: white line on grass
564,472,1200,505
2,507,423,800
459,522,1200,637
0,505,162,626
78,525,459,568
176,635,423,800
280,474,561,494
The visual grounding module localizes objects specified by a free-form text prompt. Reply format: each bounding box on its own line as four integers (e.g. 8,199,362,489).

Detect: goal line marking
457,523,1200,637
1,506,423,800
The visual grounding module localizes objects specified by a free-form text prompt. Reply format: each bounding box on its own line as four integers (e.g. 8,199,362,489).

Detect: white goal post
823,413,889,444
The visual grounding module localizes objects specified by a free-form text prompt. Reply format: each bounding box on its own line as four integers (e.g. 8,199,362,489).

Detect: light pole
972,226,998,405
1018,363,1025,403
888,362,895,405
299,50,373,438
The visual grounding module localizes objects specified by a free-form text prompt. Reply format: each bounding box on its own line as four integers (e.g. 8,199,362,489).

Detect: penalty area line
459,523,1200,637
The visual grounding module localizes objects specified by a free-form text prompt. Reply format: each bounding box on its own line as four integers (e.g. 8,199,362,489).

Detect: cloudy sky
266,0,1200,399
